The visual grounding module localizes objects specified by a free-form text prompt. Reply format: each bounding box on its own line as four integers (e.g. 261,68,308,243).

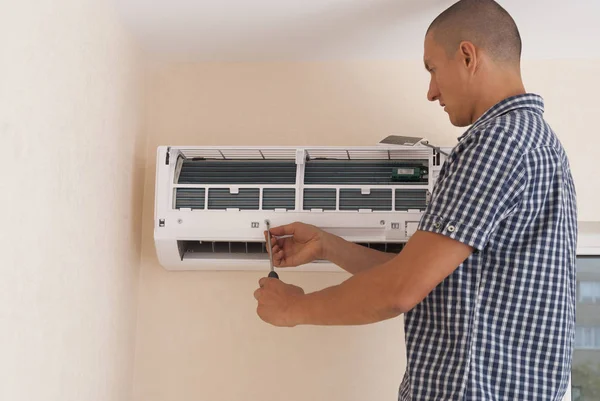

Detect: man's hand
254,277,305,327
265,222,326,268
267,222,397,275
253,230,473,327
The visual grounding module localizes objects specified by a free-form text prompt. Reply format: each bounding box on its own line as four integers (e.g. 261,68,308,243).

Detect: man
253,0,578,399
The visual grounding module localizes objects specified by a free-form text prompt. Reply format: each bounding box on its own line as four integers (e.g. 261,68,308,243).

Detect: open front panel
339,189,392,211
304,159,429,185
170,150,433,212
178,159,297,184
175,188,206,209
301,188,428,212
395,189,428,211
175,188,296,210
303,189,336,211
174,159,297,210
263,188,296,210
208,188,260,210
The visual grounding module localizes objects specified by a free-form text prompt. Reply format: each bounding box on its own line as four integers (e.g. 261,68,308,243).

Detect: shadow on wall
130,127,148,261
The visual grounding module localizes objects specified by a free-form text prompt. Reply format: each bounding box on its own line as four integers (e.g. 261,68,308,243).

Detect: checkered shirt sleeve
419,125,528,250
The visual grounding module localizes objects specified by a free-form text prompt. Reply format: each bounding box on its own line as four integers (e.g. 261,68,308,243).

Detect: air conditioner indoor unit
154,141,450,271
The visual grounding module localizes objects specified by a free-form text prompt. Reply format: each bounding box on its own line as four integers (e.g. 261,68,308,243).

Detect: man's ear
459,41,477,72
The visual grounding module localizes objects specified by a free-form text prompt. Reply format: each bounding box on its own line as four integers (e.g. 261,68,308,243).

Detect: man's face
423,32,473,127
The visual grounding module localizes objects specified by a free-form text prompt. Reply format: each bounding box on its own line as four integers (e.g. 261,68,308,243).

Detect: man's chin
448,113,470,128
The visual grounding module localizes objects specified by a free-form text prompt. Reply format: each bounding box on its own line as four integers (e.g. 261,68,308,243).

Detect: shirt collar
457,93,545,141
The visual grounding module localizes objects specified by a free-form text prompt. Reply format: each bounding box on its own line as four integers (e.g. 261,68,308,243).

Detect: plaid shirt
399,94,578,400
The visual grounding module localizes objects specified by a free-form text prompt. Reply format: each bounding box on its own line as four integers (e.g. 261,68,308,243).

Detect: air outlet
208,188,260,210
177,240,405,260
178,160,296,184
339,189,392,211
304,189,336,210
304,160,428,185
175,188,206,209
395,189,428,211
263,188,295,210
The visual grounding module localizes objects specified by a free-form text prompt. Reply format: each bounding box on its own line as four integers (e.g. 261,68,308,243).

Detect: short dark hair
427,0,522,63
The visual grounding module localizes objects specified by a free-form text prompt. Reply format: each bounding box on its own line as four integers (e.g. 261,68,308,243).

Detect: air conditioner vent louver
263,188,296,210
339,189,392,211
178,240,406,260
395,189,428,211
178,160,296,184
304,189,336,210
208,188,260,210
304,160,428,185
175,188,206,209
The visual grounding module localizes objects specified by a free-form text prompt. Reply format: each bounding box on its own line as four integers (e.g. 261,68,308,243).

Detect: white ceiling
115,0,600,61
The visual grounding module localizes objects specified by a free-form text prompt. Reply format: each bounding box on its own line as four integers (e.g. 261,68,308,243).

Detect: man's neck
471,74,526,124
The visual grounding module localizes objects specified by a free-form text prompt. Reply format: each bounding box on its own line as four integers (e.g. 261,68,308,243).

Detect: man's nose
427,80,439,102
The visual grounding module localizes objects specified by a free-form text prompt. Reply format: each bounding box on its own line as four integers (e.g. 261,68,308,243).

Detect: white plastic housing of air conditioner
154,144,449,271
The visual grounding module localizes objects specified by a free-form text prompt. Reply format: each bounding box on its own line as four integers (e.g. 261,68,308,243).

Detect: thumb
269,222,299,237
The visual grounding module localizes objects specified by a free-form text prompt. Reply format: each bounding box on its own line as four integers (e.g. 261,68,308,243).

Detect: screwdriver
265,220,279,279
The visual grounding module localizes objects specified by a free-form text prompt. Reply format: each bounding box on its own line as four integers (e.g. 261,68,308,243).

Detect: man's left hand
254,277,305,327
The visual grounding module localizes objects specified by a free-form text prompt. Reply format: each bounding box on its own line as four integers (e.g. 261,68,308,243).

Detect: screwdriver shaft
265,220,279,279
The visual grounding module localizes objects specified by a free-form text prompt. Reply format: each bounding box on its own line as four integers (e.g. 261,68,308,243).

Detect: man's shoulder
449,114,564,183
469,107,554,153
451,118,526,165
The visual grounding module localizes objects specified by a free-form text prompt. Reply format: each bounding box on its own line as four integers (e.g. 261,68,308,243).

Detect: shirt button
434,222,441,229
447,225,456,232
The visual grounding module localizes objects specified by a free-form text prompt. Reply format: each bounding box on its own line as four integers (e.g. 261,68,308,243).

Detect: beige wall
133,60,599,401
0,1,145,401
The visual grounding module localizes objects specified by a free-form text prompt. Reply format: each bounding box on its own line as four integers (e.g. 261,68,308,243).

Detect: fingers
268,222,298,237
263,231,278,255
255,276,277,300
263,231,285,249
254,278,268,300
274,249,285,266
266,243,287,267
264,238,282,257
263,238,286,267
269,244,284,266
258,276,282,288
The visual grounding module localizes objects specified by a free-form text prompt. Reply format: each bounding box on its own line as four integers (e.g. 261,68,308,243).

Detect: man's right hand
264,222,327,267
